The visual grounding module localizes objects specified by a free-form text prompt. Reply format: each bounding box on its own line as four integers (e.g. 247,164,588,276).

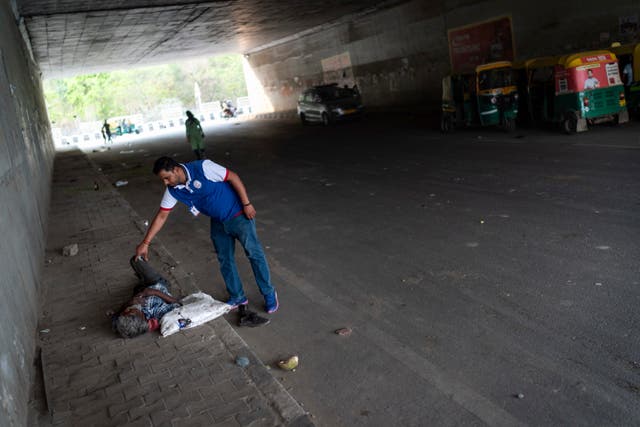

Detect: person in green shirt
185,110,205,159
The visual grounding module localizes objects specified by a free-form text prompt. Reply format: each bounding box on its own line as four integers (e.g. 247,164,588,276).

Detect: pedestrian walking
101,120,113,144
135,156,279,314
185,111,205,159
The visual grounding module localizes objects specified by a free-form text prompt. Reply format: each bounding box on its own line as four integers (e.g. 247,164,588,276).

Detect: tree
44,54,248,128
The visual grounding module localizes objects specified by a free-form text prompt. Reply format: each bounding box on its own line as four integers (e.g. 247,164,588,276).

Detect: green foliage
44,54,247,127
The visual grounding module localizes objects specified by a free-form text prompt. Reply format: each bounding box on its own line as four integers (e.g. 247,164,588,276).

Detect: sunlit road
83,116,640,426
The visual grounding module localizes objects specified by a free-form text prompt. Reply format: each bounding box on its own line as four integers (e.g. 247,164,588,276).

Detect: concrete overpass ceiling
18,0,405,78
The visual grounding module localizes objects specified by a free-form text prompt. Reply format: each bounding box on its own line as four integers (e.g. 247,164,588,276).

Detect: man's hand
136,288,151,297
243,204,256,220
131,294,146,304
135,241,149,260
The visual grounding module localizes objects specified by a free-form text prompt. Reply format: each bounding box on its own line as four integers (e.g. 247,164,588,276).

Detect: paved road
85,116,640,426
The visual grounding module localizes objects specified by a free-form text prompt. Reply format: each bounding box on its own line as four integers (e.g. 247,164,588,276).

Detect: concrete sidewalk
34,150,313,427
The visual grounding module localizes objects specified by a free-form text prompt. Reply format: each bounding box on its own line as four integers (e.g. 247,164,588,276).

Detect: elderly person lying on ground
111,256,181,338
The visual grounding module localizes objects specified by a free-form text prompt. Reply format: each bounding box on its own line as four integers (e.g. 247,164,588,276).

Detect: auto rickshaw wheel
611,113,622,126
562,112,578,135
321,112,330,126
300,113,308,126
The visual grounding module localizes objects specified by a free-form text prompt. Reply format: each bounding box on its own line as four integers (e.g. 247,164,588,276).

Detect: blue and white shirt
160,160,243,222
141,283,179,320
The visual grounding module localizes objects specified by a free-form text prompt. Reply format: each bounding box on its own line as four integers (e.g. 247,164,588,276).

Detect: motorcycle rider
221,100,236,118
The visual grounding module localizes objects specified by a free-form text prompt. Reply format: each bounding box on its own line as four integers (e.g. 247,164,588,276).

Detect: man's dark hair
153,156,180,175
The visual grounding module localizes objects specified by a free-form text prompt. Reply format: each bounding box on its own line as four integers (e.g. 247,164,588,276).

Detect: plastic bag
160,292,231,337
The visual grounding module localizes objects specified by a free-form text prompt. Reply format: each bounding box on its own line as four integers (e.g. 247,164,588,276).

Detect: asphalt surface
82,115,640,426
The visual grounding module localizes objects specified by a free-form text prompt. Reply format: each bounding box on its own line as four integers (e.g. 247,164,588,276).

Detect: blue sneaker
264,291,279,314
226,295,248,309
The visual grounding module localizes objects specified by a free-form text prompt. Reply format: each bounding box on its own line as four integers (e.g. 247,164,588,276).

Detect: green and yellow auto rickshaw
441,61,518,132
552,50,627,133
610,43,640,116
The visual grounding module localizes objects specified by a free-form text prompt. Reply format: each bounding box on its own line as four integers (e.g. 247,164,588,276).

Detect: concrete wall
245,0,640,114
0,0,55,425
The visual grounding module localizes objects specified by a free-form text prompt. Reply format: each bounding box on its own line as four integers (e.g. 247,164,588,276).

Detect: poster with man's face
555,56,622,94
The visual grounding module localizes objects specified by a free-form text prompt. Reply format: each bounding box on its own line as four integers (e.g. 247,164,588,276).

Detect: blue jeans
210,214,274,300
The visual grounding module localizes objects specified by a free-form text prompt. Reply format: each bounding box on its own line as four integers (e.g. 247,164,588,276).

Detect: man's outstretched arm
136,288,179,304
136,208,170,259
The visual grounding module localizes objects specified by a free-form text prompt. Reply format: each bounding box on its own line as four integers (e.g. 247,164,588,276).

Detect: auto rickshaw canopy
609,42,640,57
523,56,559,71
475,61,513,73
557,50,618,69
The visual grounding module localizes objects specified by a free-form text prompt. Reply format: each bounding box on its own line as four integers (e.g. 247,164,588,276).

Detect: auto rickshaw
108,117,139,136
533,50,628,133
441,61,518,132
610,43,640,116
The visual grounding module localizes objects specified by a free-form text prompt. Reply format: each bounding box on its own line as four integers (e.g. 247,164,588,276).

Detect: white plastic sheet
160,292,231,337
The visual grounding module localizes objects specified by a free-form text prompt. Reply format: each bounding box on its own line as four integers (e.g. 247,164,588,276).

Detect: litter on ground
278,355,299,371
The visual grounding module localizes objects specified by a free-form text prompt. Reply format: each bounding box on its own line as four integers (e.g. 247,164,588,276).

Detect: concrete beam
18,0,390,78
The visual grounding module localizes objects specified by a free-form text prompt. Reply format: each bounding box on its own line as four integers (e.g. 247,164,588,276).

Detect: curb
86,154,314,426
246,111,298,121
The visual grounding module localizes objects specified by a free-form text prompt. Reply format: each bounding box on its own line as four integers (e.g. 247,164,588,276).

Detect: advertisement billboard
447,16,515,74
